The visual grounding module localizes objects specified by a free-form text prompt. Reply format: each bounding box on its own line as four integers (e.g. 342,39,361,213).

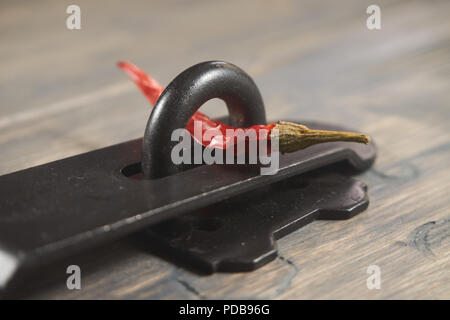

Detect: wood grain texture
0,0,449,299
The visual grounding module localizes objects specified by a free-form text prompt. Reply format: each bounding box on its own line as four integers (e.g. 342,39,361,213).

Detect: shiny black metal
144,169,369,273
142,61,266,179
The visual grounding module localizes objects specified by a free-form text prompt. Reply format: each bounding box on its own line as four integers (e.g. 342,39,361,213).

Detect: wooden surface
1,0,449,299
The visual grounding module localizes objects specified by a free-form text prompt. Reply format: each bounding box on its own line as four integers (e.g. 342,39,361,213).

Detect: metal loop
142,61,267,179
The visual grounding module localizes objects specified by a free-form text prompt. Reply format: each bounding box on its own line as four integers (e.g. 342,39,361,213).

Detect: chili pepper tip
272,121,370,154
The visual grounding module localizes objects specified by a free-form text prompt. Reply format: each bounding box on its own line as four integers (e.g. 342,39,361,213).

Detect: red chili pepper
118,61,369,153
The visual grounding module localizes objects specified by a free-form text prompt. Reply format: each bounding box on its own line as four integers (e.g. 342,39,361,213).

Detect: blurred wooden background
0,0,449,299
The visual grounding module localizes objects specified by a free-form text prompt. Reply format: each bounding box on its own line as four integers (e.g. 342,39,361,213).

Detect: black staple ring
142,61,267,179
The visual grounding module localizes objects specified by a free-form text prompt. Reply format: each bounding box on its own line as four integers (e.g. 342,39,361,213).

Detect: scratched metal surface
0,0,449,299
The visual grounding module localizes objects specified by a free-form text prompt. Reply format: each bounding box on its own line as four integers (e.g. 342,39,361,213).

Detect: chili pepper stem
272,121,370,154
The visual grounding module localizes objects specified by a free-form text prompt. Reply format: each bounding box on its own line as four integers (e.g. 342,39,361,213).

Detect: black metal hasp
0,61,376,294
